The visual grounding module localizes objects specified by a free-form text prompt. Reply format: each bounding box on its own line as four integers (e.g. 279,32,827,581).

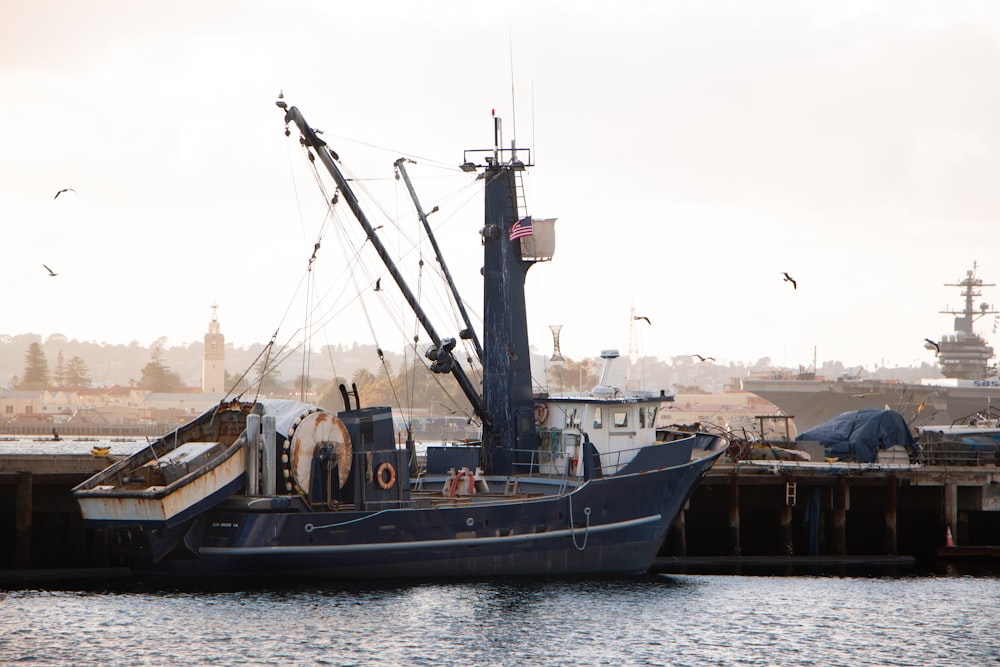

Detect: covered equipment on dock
795,409,917,463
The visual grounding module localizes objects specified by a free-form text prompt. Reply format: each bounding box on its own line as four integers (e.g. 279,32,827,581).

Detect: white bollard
262,415,277,497
245,413,260,496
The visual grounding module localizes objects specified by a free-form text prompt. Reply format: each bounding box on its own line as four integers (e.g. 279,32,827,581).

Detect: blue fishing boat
72,101,727,579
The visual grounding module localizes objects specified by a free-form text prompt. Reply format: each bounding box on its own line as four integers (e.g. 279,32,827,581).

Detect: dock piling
15,472,32,568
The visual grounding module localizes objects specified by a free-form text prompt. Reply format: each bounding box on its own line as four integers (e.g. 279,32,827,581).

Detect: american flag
509,216,533,241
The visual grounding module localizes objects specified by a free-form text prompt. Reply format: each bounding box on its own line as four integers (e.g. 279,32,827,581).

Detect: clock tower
202,303,225,393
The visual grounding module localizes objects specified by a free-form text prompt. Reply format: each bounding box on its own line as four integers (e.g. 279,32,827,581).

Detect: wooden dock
0,454,118,572
662,459,1000,564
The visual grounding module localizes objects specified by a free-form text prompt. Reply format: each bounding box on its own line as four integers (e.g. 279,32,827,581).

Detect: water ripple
1,575,998,666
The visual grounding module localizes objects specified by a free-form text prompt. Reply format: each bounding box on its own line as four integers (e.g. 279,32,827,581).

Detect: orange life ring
534,402,549,426
376,461,396,490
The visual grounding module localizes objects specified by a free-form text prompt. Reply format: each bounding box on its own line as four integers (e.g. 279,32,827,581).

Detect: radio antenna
509,27,517,143
531,80,536,163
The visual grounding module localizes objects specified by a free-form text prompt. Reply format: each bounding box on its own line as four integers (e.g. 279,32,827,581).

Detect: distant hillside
0,333,405,390
0,332,944,395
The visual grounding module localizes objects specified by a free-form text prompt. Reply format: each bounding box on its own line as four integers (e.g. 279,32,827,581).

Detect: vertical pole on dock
884,475,898,555
729,474,741,556
832,476,848,556
780,500,794,556
673,507,687,557
92,528,110,568
15,471,32,568
943,482,958,546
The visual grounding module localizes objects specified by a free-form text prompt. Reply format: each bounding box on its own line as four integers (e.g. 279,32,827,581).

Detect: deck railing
724,438,999,467
915,438,999,466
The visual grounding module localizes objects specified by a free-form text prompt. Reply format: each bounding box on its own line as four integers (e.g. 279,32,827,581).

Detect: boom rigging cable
281,127,487,424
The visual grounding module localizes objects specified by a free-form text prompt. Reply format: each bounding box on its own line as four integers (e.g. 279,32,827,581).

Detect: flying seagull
54,188,76,199
43,264,58,277
633,315,651,325
691,354,715,362
781,272,797,289
924,338,941,354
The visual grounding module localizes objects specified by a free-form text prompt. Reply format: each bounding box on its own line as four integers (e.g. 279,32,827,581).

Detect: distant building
202,303,225,393
0,390,71,421
658,390,789,437
0,309,232,428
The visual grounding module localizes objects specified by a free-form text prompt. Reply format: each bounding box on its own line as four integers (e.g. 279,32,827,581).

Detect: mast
460,115,538,474
281,104,491,427
393,158,484,364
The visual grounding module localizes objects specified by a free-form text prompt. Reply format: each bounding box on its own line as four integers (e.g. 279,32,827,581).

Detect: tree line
6,337,717,410
10,342,185,392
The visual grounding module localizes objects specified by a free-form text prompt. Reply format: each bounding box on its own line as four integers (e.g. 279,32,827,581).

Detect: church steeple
202,303,225,393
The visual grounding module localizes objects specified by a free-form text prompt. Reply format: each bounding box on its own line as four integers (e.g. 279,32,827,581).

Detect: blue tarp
795,409,918,463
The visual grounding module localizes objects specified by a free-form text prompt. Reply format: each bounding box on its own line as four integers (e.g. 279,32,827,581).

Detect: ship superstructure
930,264,998,380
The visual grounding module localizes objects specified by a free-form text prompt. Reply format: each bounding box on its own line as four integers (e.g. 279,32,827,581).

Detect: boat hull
743,377,1000,432
116,445,723,580
742,379,951,431
943,381,1000,422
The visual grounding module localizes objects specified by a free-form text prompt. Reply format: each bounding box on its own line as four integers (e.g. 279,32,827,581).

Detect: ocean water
0,436,147,457
5,438,998,665
1,573,997,666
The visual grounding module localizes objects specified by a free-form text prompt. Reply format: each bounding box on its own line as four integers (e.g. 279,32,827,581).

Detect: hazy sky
5,0,1000,373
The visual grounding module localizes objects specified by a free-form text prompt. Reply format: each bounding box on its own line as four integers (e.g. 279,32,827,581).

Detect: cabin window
565,407,579,428
613,410,628,428
520,413,534,433
593,407,603,429
640,406,657,428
